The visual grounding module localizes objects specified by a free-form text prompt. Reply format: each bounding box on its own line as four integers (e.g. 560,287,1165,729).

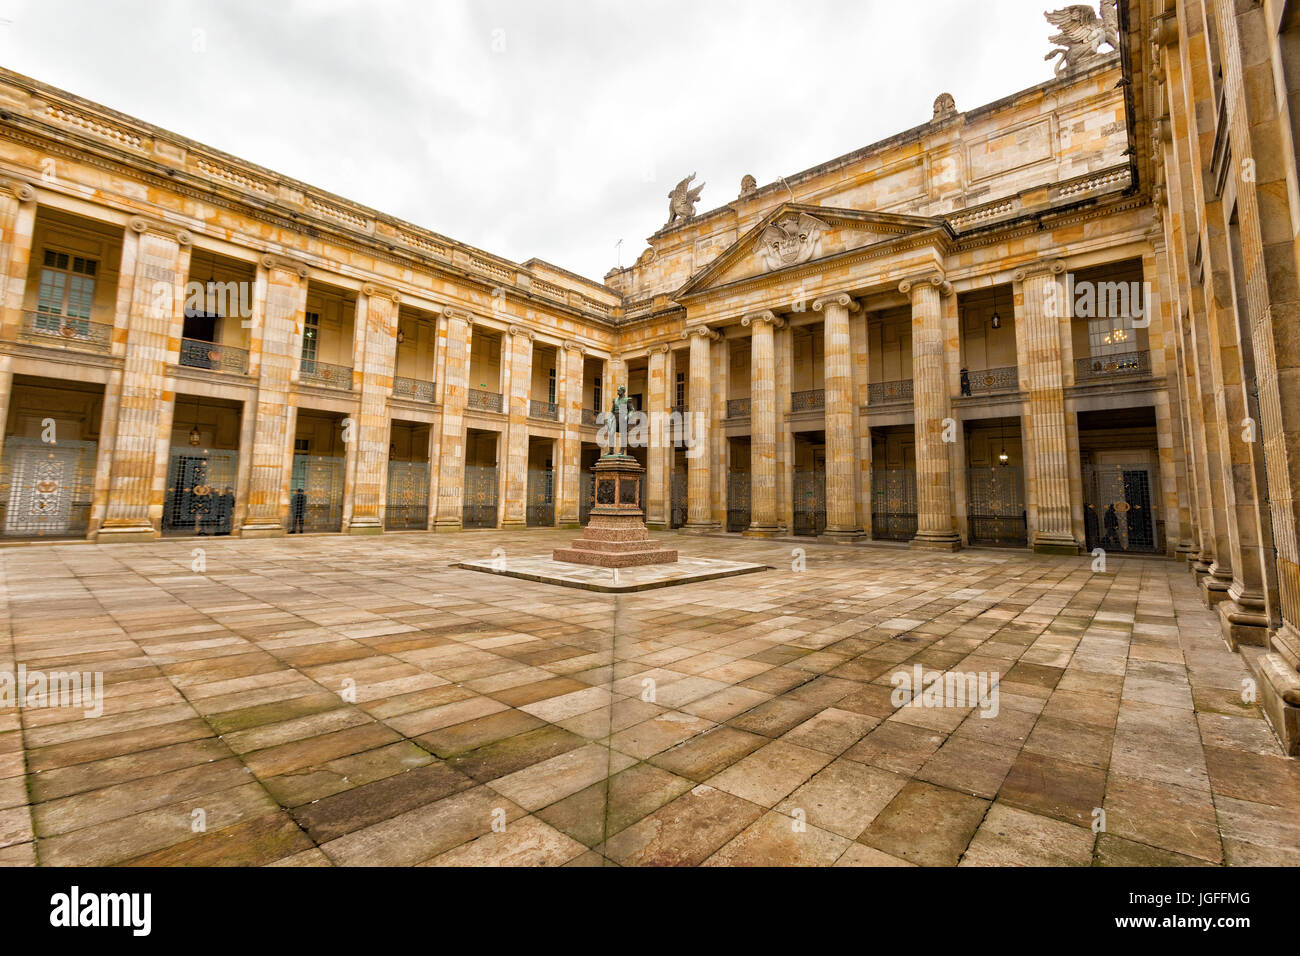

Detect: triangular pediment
676,203,949,298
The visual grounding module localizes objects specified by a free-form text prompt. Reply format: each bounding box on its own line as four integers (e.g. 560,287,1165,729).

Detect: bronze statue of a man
608,385,634,455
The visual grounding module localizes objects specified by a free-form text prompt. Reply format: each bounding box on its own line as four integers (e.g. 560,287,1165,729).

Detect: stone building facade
0,5,1296,747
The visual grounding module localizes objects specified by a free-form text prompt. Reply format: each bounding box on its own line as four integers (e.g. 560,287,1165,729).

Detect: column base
1032,531,1080,555
1175,543,1195,563
1201,566,1233,606
1251,650,1300,756
347,521,384,536
680,521,719,535
240,522,286,539
500,519,527,530
432,518,463,534
1218,587,1271,649
742,524,781,539
909,532,961,552
95,523,157,543
822,528,864,544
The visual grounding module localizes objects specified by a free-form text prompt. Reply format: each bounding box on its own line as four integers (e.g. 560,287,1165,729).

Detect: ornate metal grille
726,398,751,419
871,468,917,541
462,464,499,528
290,455,345,533
0,438,97,538
726,471,751,532
868,379,914,405
20,311,112,352
299,360,354,389
1084,463,1161,553
530,399,559,421
581,408,598,427
669,471,687,529
1075,350,1151,381
164,448,239,534
967,466,1027,546
467,389,503,413
393,377,435,402
179,338,249,374
527,469,555,526
385,460,429,530
790,389,825,412
965,366,1019,394
793,469,827,536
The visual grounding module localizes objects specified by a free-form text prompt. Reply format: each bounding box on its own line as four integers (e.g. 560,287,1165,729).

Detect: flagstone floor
0,530,1295,867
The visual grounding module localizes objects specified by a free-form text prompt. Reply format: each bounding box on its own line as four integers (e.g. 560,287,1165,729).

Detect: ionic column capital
6,179,35,202
443,307,476,328
127,215,193,247
811,293,859,313
649,343,672,355
562,339,585,353
258,253,310,278
681,325,721,341
507,324,534,341
741,310,785,329
898,273,952,297
361,282,401,304
1012,258,1067,283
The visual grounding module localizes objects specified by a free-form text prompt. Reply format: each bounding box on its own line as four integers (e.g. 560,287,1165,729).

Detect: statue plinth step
551,546,679,568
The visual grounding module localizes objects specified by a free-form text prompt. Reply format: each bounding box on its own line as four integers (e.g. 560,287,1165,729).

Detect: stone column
813,293,863,541
901,275,960,550
556,340,584,526
776,323,793,532
98,218,191,542
345,285,400,534
1013,260,1079,553
500,324,533,528
0,181,36,342
241,256,308,536
433,309,473,531
682,325,719,532
646,344,670,527
742,310,782,536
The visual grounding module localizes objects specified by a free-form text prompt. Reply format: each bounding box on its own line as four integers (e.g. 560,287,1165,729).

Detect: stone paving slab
456,554,769,591
0,529,1296,866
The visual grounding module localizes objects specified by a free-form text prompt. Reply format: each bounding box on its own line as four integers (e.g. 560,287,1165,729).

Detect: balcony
582,407,599,427
299,360,354,389
19,311,113,353
1075,350,1151,382
468,388,503,413
791,389,825,412
963,366,1018,395
179,338,249,374
868,379,914,405
393,377,435,401
530,399,558,421
726,398,751,419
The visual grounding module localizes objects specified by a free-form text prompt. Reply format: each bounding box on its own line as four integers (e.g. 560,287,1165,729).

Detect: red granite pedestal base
553,454,677,568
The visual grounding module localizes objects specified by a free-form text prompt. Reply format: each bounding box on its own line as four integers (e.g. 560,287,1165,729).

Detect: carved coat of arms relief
756,212,828,272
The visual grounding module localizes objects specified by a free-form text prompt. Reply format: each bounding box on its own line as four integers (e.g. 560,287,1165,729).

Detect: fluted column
901,275,959,550
345,285,400,534
433,309,473,532
241,256,307,536
0,181,36,343
556,340,584,526
646,344,670,527
1014,260,1079,553
813,293,862,541
742,310,782,536
682,325,719,532
501,325,533,528
99,218,191,542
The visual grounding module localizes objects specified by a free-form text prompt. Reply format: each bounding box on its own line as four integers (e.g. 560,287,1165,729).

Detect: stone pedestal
553,454,678,567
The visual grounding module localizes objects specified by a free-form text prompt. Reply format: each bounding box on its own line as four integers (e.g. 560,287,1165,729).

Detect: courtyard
0,531,1295,867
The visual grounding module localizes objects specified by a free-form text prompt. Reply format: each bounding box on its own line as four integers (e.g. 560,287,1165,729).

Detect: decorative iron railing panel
790,389,825,413
581,408,598,427
871,468,917,541
1084,463,1162,553
530,400,558,421
393,377,435,402
967,466,1027,547
726,398,751,419
467,388,503,413
726,471,751,532
290,455,345,532
462,464,499,528
1075,350,1151,381
163,448,239,535
385,460,429,530
20,311,112,352
963,366,1019,395
792,469,827,536
0,437,97,538
179,338,249,374
527,469,555,526
299,360,354,389
868,379,914,405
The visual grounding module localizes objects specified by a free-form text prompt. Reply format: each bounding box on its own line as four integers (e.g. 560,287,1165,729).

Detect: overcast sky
1,0,1065,282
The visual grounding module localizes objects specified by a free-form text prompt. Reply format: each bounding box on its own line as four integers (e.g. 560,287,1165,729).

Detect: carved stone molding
7,180,35,202
812,293,860,313
681,325,721,341
741,310,786,329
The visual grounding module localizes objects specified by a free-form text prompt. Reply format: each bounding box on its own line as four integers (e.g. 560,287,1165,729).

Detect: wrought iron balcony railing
964,365,1019,395
1075,350,1151,382
179,338,249,374
393,376,435,401
467,388,503,413
790,388,825,412
581,407,598,427
530,399,558,421
726,397,751,419
868,379,914,405
20,311,113,352
299,360,354,389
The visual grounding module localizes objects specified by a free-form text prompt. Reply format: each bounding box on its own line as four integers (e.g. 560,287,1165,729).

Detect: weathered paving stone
858,780,990,866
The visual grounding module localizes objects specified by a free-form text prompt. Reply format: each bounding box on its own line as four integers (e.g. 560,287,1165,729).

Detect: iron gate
385,460,429,530
0,438,97,538
1084,463,1161,553
669,471,687,528
290,455,345,533
727,471,751,532
463,464,499,529
793,469,827,536
871,468,917,541
164,448,239,535
527,468,555,526
967,465,1027,546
